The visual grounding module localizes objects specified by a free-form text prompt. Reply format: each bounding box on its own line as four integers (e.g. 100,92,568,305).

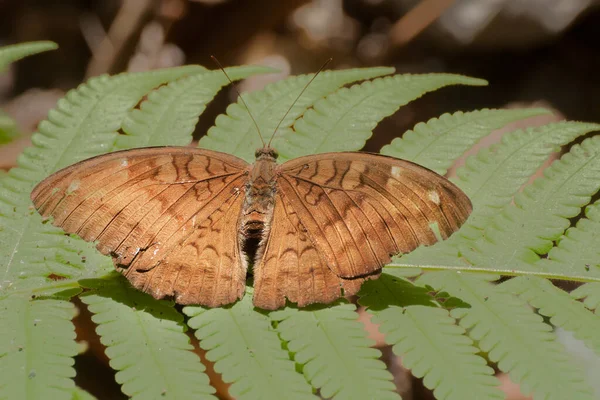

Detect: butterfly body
241,147,278,240
31,146,472,310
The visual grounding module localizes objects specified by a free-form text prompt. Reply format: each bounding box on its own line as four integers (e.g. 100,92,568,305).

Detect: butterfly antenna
210,55,265,147
267,57,333,147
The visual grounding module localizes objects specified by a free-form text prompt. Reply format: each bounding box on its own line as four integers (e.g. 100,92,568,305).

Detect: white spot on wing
428,190,440,205
66,180,80,194
120,158,129,167
391,166,402,178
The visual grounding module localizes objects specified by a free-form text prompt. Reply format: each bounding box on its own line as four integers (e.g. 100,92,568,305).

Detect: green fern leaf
454,122,600,236
0,66,204,294
270,302,398,400
571,283,600,314
199,67,394,162
418,272,594,400
0,296,78,400
374,306,503,400
184,290,316,400
79,277,216,399
118,65,275,148
540,200,600,277
276,74,487,160
380,108,549,175
462,136,600,269
0,41,57,71
358,275,502,400
501,276,600,355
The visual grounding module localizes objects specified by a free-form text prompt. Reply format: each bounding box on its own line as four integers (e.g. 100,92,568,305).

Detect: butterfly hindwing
274,152,472,279
31,147,250,306
252,192,368,310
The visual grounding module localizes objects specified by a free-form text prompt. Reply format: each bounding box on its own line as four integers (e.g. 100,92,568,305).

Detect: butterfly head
255,147,278,161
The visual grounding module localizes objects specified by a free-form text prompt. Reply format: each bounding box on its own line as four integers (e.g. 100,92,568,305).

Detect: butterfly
30,68,472,310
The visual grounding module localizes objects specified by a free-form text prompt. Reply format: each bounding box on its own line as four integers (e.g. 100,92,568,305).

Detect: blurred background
2,0,600,399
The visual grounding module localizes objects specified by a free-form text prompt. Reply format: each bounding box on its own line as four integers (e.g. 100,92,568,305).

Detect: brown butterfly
30,70,472,310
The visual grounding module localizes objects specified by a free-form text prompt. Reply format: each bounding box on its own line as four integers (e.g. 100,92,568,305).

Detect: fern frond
453,122,600,237
184,290,316,400
358,275,501,400
118,65,275,148
270,302,398,399
375,306,502,400
0,41,57,71
571,283,600,314
539,200,600,276
397,121,600,267
418,272,594,400
199,67,394,162
501,276,600,355
0,296,78,400
79,277,215,399
462,136,600,270
0,66,204,293
276,74,487,160
380,108,549,175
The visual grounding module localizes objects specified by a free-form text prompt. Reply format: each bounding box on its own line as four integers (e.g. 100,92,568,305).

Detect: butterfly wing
252,152,471,308
31,147,250,307
253,191,369,310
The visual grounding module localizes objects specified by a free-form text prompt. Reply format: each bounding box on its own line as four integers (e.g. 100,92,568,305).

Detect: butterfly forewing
272,152,472,279
31,147,251,307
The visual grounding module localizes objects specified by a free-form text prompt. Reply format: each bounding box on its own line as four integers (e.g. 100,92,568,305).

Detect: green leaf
80,277,215,399
278,74,487,160
0,296,78,400
199,67,395,162
381,108,550,175
418,272,594,400
372,306,503,400
0,41,58,71
184,291,316,400
501,276,600,356
540,200,600,277
462,136,600,269
571,283,600,314
119,65,275,148
271,302,398,400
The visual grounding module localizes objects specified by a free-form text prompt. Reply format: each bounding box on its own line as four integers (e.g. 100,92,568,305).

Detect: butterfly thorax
240,147,278,240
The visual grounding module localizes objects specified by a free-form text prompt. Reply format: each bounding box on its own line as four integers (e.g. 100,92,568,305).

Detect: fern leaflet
0,296,78,399
381,108,549,175
277,74,486,161
418,273,594,400
271,302,398,399
80,277,216,399
184,290,317,400
462,136,600,270
501,276,600,355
